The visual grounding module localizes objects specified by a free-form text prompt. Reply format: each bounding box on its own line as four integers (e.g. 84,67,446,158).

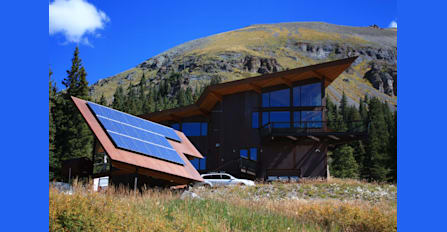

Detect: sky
49,0,397,89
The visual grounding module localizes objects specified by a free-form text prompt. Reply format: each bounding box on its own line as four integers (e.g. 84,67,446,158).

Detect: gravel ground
189,180,396,204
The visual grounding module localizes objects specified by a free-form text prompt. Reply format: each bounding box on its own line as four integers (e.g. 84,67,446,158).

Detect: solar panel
87,102,181,142
87,102,184,165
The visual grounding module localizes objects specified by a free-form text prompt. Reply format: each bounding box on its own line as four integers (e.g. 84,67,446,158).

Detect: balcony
260,120,368,143
240,158,257,176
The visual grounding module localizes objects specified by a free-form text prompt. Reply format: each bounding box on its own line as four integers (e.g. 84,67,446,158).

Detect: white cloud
49,0,109,44
388,20,397,28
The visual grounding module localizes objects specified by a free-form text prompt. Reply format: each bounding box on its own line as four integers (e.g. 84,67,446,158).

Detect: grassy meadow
49,178,396,232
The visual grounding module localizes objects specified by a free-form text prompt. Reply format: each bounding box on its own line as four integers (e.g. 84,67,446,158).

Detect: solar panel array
87,102,185,165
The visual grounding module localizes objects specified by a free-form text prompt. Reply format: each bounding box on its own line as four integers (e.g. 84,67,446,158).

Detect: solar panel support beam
134,168,138,194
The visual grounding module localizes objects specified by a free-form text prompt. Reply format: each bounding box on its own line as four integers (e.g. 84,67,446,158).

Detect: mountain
89,22,397,108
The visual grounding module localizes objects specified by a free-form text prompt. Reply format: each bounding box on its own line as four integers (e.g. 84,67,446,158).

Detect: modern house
140,57,367,180
72,96,204,189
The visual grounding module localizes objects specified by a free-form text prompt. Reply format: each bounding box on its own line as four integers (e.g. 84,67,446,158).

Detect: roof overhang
141,56,357,122
71,96,204,185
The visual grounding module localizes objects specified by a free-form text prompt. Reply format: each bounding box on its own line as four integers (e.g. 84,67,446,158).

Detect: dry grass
50,178,396,232
50,182,325,232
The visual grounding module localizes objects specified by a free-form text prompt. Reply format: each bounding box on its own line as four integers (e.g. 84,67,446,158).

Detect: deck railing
260,120,368,137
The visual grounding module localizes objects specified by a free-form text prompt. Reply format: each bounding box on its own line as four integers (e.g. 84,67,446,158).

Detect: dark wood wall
163,78,329,179
259,140,327,178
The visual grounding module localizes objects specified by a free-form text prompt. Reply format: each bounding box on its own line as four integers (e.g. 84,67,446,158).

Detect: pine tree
185,87,193,104
359,98,368,122
352,140,366,175
340,92,349,122
125,82,137,114
330,145,359,178
326,96,338,130
347,106,362,131
55,46,93,179
139,73,148,113
98,94,107,106
49,68,58,180
111,86,125,111
363,97,389,181
388,111,397,182
178,87,187,106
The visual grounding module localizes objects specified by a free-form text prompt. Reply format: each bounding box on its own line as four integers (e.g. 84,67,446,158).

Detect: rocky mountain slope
90,22,397,108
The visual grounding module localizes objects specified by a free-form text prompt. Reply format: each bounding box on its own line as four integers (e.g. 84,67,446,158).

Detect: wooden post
68,167,71,184
91,139,97,177
134,168,138,194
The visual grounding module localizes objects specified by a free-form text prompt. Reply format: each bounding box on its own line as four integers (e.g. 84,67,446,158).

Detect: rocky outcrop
138,53,282,79
242,56,281,73
285,41,397,64
363,62,397,96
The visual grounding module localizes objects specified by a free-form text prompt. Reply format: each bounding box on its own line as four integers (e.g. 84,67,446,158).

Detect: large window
250,148,257,161
293,83,321,106
301,111,322,128
191,156,206,170
179,122,208,136
262,89,290,107
201,123,208,136
262,111,290,128
270,111,290,128
252,112,259,128
240,148,258,161
262,112,269,127
293,111,301,128
240,149,248,159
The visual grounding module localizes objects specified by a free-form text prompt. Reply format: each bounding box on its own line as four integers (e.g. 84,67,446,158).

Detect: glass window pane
199,156,206,170
262,112,269,127
293,86,301,107
301,111,322,128
171,123,180,130
301,83,321,106
293,111,301,128
250,148,257,161
270,111,290,128
221,174,231,179
182,122,201,136
270,89,290,107
191,158,199,169
252,112,259,128
240,149,248,159
262,93,269,107
201,123,208,136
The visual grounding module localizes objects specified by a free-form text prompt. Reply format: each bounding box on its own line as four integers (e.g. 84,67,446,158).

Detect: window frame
240,149,249,159
261,86,291,108
176,122,208,136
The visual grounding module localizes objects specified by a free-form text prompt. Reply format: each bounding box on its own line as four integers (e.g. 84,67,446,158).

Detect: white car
197,173,255,187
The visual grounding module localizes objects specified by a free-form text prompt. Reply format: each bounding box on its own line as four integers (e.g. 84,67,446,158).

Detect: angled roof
140,56,357,122
71,96,204,185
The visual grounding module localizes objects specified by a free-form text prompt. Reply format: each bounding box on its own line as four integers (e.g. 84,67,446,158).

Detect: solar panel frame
106,130,185,165
87,102,185,165
97,116,173,149
87,102,181,142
